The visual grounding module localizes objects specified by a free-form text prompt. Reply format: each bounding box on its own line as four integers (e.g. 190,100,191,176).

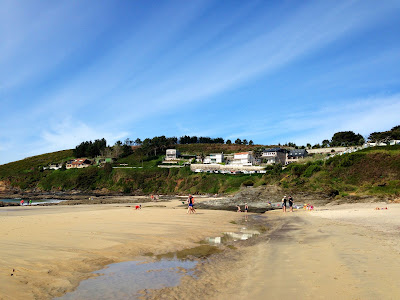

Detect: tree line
126,136,254,146
73,138,133,159
368,125,400,143
73,125,399,159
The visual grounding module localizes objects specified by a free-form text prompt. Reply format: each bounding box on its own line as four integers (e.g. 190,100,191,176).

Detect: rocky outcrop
196,185,331,213
0,181,9,192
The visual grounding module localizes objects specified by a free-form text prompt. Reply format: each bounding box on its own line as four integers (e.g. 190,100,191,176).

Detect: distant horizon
1,1,400,165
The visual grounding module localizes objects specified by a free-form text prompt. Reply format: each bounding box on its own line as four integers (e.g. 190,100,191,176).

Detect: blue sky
1,0,400,164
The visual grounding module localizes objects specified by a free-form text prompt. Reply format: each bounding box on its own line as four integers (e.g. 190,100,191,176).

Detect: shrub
303,164,321,177
242,180,254,187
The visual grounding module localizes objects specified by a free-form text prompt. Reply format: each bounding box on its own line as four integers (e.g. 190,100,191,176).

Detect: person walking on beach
236,204,241,212
29,200,32,206
281,196,287,213
187,194,195,214
20,200,24,206
288,195,294,212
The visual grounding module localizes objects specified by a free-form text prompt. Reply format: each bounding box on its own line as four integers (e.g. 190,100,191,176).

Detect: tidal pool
57,259,197,300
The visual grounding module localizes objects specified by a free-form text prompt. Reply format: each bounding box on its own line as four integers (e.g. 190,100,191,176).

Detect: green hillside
0,145,399,198
276,145,400,197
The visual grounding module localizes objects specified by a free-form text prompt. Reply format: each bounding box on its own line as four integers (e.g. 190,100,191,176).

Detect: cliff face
0,180,10,193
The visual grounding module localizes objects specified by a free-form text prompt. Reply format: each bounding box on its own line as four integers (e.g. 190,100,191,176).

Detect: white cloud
220,93,400,146
31,118,129,157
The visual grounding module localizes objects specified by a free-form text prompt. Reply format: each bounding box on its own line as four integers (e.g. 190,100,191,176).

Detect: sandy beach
1,199,400,299
0,197,240,300
147,202,400,300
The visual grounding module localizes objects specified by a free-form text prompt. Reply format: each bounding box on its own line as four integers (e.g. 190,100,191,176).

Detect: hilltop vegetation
0,144,399,199
278,145,400,197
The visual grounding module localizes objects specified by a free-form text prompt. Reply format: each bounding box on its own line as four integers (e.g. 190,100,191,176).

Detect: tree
112,144,123,158
322,140,330,148
368,125,400,143
243,139,248,145
235,138,242,145
331,131,364,146
134,138,142,145
213,137,224,144
226,139,232,144
306,143,312,149
249,140,254,145
73,138,107,158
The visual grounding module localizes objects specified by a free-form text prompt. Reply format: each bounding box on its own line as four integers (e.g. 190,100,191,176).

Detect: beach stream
56,218,260,300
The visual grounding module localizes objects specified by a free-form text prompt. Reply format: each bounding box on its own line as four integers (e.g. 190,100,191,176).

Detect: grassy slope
278,145,400,197
0,145,399,197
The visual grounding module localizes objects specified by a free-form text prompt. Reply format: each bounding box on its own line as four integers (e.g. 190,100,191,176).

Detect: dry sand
0,197,239,300
1,199,400,300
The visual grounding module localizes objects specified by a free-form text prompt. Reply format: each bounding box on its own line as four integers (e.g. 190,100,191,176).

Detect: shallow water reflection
57,259,197,300
206,228,260,244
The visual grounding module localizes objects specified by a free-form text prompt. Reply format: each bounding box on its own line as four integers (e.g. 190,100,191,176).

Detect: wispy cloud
1,1,400,164
258,94,400,145
31,117,129,157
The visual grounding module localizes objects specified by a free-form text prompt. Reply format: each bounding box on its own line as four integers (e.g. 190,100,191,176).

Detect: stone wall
190,164,265,172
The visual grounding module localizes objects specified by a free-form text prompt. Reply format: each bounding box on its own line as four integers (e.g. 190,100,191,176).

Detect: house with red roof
66,158,92,169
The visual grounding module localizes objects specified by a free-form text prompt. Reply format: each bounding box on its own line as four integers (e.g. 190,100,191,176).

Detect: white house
44,163,63,170
165,149,180,160
203,153,224,164
231,152,255,166
389,140,400,145
367,142,388,147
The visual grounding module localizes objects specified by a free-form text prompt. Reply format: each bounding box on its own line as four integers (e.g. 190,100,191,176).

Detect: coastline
2,199,400,299
0,199,240,299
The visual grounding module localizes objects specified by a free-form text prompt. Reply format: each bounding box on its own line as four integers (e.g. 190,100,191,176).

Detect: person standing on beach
288,195,294,212
281,196,287,213
20,200,24,206
244,203,248,213
29,200,32,206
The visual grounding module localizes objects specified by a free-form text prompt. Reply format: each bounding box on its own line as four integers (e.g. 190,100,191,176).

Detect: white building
367,142,388,147
389,140,400,145
44,163,63,170
165,149,180,160
231,152,255,166
203,153,224,164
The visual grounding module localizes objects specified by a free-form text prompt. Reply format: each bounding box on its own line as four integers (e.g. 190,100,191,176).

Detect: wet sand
0,198,239,300
147,203,400,300
1,200,400,299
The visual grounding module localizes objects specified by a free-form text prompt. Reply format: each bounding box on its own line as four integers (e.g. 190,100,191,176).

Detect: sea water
57,259,197,300
0,199,66,205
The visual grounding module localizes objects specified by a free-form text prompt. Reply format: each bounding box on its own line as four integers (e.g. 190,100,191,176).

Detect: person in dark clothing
288,195,294,212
